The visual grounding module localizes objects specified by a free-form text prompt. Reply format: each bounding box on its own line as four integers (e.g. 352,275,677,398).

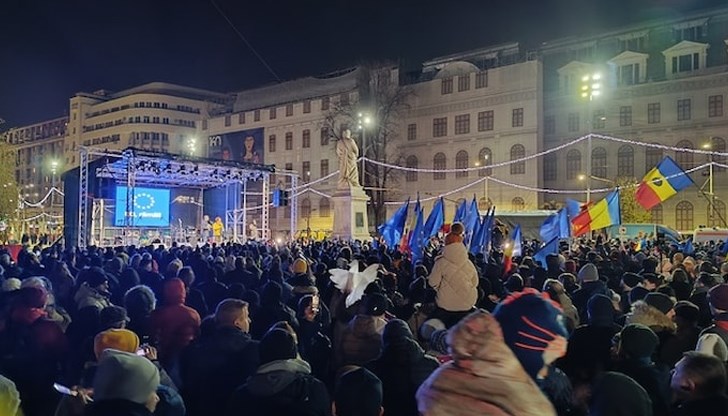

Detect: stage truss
76,147,284,248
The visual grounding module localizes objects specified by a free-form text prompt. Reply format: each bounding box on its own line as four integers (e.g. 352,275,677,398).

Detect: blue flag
558,208,571,238
470,208,489,255
377,199,409,248
565,198,583,219
408,203,425,264
453,199,467,223
423,197,445,244
510,224,523,257
533,236,560,268
481,207,496,261
680,237,695,256
464,197,480,245
540,212,560,242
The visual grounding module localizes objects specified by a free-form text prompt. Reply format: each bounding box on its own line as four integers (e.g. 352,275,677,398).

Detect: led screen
114,186,171,227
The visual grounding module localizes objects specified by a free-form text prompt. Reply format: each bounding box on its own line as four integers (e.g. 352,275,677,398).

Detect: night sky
1,0,724,126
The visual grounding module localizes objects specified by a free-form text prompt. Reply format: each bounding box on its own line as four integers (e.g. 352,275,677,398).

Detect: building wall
542,7,728,233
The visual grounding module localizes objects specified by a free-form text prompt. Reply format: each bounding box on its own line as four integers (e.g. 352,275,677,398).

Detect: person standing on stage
213,217,224,244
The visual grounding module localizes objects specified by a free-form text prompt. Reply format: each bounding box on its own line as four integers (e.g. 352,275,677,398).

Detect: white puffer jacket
427,243,478,312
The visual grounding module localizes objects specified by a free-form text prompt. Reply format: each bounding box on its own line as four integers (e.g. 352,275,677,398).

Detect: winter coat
671,395,728,416
614,358,671,416
416,310,556,416
701,312,728,347
149,280,201,362
250,302,299,340
367,337,439,416
427,243,478,312
337,315,385,366
73,283,112,311
225,358,331,416
625,301,677,368
180,326,260,416
571,280,608,323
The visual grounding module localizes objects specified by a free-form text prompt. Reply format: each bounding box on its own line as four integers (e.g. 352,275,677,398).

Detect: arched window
455,150,469,178
406,155,418,182
433,153,446,180
512,197,525,212
651,205,663,224
675,140,694,169
592,147,607,178
478,147,492,177
301,198,311,218
617,145,634,178
645,144,663,174
566,149,581,180
708,199,726,227
319,198,330,218
510,144,525,175
675,201,694,231
710,137,727,172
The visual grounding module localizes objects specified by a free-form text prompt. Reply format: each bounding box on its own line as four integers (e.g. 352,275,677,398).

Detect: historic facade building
541,6,728,232
6,6,728,238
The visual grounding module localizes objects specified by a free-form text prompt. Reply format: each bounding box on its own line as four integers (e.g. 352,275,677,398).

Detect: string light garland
21,187,65,207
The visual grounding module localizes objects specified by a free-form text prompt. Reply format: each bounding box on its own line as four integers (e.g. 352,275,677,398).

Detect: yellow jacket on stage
212,219,223,237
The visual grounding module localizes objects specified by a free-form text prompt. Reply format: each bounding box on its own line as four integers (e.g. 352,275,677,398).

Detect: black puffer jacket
367,337,439,416
225,358,330,416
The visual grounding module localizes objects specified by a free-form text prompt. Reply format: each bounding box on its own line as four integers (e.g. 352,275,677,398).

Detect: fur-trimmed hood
626,300,675,333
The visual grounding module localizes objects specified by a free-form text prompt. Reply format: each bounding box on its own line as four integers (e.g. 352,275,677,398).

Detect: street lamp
475,154,491,210
702,142,717,226
357,112,372,186
580,72,602,204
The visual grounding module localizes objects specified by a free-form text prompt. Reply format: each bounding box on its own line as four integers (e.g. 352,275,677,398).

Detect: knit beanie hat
587,294,615,327
578,263,599,282
708,284,728,311
124,285,157,315
619,324,658,359
493,288,568,380
673,301,700,323
93,349,160,405
696,333,728,362
99,305,130,329
87,267,109,288
94,328,141,360
643,292,675,315
629,286,650,304
589,372,652,416
382,319,413,347
292,258,308,274
419,319,446,341
335,367,383,416
259,328,298,364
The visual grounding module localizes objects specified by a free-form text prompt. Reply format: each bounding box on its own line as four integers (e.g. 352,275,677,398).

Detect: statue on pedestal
336,129,360,189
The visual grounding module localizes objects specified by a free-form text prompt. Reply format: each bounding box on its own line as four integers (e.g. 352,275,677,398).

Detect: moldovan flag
572,190,621,237
635,156,693,210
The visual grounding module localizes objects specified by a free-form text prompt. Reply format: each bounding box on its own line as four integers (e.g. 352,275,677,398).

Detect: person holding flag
426,222,478,327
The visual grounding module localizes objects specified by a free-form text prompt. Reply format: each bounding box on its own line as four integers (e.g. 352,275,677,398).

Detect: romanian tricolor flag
572,190,621,237
635,156,693,210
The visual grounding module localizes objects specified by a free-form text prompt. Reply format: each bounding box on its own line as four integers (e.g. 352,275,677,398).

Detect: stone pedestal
332,186,370,241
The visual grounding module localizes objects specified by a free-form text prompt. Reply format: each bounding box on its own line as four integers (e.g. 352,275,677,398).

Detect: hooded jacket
416,310,556,416
338,314,385,366
149,279,201,361
626,300,677,368
367,336,439,416
225,358,330,416
427,243,478,312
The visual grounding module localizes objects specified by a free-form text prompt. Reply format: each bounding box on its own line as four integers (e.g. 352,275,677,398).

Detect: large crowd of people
0,225,727,416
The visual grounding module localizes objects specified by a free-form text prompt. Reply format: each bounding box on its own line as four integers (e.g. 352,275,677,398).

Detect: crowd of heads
0,226,726,415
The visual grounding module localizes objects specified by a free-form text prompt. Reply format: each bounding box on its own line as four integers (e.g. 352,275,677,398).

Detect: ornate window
510,144,525,175
456,150,469,178
617,145,634,178
512,197,525,212
406,156,418,182
675,201,694,231
433,153,446,180
566,149,581,180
